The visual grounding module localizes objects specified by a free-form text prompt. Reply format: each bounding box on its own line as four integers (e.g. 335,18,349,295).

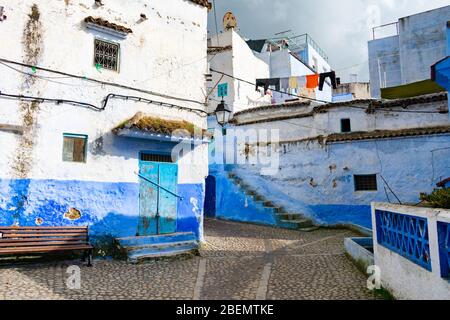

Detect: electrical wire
210,68,331,104
0,57,207,107
208,70,447,115
0,61,102,88
212,0,220,47
0,91,209,116
346,104,447,114
335,60,368,72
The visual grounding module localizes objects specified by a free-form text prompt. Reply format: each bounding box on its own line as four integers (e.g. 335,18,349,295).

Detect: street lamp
215,99,232,127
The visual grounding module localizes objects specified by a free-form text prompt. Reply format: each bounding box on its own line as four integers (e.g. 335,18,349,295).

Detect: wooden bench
0,226,93,266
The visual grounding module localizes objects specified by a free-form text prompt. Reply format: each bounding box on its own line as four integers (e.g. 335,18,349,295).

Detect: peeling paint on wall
6,4,44,226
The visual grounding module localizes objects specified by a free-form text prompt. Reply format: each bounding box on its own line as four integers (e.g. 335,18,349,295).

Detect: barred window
354,175,378,191
94,39,120,71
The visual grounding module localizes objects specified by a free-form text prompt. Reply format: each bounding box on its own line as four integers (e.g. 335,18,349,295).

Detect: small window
140,153,174,163
341,119,351,133
354,175,377,191
63,134,87,163
94,39,120,71
312,57,318,72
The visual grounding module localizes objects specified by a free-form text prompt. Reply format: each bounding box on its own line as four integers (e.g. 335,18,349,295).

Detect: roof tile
84,16,133,34
327,126,450,143
189,0,212,9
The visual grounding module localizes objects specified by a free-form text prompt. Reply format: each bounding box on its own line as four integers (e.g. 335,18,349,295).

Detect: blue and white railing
372,203,450,300
438,221,450,278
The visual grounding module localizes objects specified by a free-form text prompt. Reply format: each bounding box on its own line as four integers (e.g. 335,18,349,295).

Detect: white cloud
208,0,449,82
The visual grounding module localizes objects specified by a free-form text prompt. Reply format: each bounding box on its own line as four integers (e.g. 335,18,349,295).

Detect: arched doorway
204,175,216,218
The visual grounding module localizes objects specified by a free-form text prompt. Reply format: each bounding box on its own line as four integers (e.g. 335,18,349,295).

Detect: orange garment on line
306,74,319,89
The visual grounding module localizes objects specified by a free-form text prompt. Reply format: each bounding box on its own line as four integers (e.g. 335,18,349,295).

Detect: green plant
420,188,450,209
373,287,395,300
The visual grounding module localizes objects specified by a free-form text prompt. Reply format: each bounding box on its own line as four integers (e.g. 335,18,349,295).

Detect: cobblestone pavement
0,219,381,300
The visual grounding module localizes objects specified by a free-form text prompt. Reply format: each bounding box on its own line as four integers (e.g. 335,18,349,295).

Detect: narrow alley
0,220,380,300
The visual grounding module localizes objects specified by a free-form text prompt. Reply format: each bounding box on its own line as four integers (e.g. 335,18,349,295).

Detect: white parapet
371,202,450,300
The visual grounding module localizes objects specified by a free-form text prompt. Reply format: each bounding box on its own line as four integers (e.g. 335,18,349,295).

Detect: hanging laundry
280,78,289,92
288,76,298,90
319,71,337,91
306,74,319,89
297,76,306,88
255,78,280,92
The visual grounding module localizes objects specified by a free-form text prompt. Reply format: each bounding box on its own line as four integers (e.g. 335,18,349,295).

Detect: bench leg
87,249,93,267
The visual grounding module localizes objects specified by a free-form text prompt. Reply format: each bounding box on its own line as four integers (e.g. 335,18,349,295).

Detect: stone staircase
227,172,319,232
115,232,199,263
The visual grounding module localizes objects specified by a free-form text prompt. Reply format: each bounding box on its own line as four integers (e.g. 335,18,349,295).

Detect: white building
368,5,450,98
207,29,333,123
251,34,333,103
0,0,211,252
207,30,270,115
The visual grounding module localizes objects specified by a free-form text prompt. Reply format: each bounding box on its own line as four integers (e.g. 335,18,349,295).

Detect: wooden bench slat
1,233,89,238
0,226,93,266
0,237,86,243
0,245,93,254
0,230,87,234
0,226,87,230
0,241,89,248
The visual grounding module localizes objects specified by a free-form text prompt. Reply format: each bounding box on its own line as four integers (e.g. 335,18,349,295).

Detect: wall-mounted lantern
214,99,232,127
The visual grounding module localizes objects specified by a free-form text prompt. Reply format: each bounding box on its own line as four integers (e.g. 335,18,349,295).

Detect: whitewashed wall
0,0,209,185
234,98,449,143
208,30,270,114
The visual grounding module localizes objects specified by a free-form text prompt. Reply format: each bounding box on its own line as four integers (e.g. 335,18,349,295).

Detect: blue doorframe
138,153,178,236
204,175,216,218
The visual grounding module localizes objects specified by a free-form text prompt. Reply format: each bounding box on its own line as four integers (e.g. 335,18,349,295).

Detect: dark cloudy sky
207,0,449,82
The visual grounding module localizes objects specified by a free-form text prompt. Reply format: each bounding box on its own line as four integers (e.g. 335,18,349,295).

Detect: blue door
138,158,178,236
204,175,216,218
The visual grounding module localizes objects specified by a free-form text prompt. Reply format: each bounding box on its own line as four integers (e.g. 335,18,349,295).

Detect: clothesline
256,71,337,95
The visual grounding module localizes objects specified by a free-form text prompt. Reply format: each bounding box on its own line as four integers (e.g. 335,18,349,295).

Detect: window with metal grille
94,39,119,71
140,153,174,163
341,119,351,133
63,134,87,163
354,174,377,191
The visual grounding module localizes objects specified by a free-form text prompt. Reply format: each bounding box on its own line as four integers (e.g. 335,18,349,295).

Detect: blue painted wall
176,183,204,240
211,165,278,226
0,178,203,244
210,134,450,230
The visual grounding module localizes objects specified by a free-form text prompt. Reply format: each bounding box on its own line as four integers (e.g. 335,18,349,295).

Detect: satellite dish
223,12,237,31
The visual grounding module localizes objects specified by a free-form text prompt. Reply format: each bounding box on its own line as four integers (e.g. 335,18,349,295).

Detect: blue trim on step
117,232,196,247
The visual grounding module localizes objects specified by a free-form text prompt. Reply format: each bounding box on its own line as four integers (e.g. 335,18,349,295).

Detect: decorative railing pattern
438,222,450,278
375,210,432,271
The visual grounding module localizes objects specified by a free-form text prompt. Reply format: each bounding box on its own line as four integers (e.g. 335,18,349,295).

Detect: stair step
226,172,319,233
299,226,320,232
128,244,198,262
125,240,198,252
277,213,304,220
117,232,196,247
281,219,313,228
